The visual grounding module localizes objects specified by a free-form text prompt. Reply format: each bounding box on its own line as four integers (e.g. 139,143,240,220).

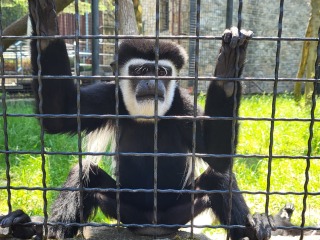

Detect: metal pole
226,0,233,28
85,0,89,53
188,0,196,87
92,0,99,76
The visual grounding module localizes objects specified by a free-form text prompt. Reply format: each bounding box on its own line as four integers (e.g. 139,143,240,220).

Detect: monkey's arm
202,28,274,240
202,27,252,172
29,0,115,134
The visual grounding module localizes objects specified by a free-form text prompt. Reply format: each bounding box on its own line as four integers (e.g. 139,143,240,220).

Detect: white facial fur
119,58,177,121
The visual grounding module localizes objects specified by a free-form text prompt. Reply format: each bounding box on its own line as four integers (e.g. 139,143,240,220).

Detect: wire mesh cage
0,0,320,239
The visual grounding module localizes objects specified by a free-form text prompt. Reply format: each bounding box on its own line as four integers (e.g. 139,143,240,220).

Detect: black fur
117,39,187,70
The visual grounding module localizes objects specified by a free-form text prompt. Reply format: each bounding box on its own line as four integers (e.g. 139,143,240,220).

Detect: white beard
119,59,178,122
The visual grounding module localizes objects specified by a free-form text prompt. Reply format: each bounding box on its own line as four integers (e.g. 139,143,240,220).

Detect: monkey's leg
196,167,250,239
197,167,274,240
50,164,164,238
48,165,115,239
47,167,87,239
101,185,210,236
133,170,248,236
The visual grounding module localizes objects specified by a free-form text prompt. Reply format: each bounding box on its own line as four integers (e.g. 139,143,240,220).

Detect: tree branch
1,0,74,52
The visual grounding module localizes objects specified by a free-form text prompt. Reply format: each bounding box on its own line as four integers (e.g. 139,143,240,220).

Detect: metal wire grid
0,0,320,239
265,0,284,232
33,0,49,236
300,23,320,240
0,0,11,217
114,0,121,230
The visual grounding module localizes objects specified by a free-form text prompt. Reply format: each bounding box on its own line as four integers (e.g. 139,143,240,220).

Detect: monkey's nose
136,80,165,101
145,80,156,89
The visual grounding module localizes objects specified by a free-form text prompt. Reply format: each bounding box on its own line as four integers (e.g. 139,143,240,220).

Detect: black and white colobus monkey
0,0,273,239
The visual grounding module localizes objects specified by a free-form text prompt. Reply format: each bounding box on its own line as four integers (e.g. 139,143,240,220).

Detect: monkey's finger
229,27,240,48
239,30,254,45
246,214,256,227
284,202,295,212
222,29,232,44
240,29,254,38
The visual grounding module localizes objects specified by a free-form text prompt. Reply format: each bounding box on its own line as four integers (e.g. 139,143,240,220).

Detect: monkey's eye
158,67,168,76
134,66,149,75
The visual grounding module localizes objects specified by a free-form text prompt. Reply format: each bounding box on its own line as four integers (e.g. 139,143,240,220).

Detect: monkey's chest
117,123,189,189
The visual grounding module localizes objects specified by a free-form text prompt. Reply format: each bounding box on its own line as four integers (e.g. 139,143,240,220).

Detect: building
57,0,311,93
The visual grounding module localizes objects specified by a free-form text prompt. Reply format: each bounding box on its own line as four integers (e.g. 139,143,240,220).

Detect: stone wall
238,0,310,93
140,0,311,93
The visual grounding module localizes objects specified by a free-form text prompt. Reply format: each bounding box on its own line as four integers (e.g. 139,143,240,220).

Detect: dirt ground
1,225,320,239
78,227,320,240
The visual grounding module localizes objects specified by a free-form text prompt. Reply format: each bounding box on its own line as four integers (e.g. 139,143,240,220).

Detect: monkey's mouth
136,94,165,102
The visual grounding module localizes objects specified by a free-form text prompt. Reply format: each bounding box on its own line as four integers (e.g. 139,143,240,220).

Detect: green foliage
1,0,27,8
0,95,319,230
1,0,28,28
62,0,113,15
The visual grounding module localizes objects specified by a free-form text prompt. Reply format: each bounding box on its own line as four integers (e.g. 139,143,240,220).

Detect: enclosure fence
1,0,320,240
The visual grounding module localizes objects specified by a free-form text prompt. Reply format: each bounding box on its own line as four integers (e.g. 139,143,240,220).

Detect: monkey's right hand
28,0,59,50
214,27,253,97
0,210,41,239
215,27,253,78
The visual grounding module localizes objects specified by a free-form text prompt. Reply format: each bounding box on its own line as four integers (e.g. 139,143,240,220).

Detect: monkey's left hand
240,213,274,240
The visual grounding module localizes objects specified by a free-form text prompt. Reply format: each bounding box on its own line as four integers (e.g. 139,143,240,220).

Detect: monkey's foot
279,203,295,221
0,210,39,239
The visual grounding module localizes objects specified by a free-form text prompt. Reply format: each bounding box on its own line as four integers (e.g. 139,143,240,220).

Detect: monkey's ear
110,61,116,75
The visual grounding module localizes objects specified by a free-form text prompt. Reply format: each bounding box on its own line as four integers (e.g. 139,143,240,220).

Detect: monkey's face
119,59,177,121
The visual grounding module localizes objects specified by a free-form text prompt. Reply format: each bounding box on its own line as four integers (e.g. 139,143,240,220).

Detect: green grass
0,94,319,227
235,94,320,226
0,100,80,216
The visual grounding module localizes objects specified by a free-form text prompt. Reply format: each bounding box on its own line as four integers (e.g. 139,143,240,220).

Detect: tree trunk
294,0,320,104
118,0,138,35
304,0,320,105
294,27,311,102
1,0,74,52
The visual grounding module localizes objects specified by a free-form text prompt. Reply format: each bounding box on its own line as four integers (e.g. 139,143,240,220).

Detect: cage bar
0,0,12,215
265,0,284,229
34,1,49,237
114,0,121,228
0,0,319,239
